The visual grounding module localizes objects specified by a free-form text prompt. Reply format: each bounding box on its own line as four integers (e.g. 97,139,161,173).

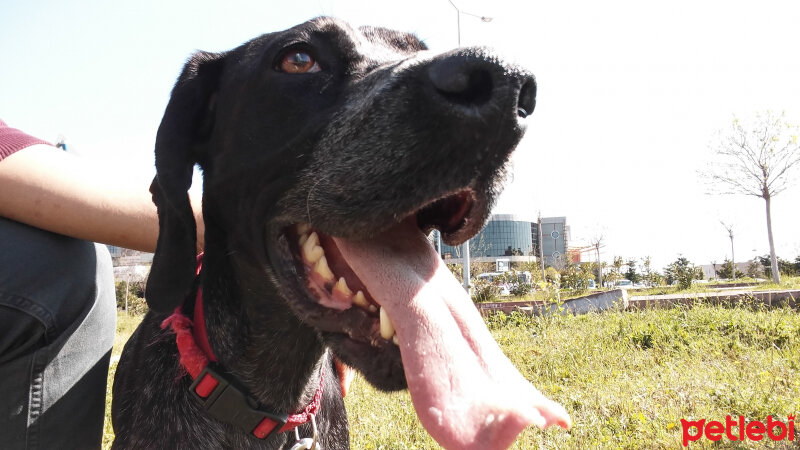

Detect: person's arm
0,144,203,253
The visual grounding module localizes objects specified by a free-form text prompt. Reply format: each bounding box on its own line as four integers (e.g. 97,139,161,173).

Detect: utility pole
589,234,604,288
721,221,736,281
538,214,546,281
447,0,492,292
595,242,602,288
462,242,471,291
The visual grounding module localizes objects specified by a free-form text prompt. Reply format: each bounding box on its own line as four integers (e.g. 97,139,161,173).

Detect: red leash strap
160,312,220,397
191,253,217,362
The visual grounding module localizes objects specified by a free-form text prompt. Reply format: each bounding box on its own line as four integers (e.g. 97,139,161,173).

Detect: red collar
160,253,323,440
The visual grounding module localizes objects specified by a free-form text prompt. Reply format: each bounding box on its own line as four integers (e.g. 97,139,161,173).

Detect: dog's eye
278,51,321,74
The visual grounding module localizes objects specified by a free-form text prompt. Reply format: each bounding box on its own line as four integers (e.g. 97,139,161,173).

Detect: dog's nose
427,51,536,119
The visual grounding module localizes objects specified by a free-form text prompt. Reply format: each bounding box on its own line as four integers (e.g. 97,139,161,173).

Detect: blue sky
2,0,799,270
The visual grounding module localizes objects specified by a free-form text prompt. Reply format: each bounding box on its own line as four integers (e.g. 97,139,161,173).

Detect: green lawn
486,276,800,306
103,302,800,449
103,312,141,447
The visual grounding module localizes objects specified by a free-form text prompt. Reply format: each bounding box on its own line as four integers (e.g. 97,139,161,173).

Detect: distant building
699,262,752,280
536,216,570,266
438,214,569,266
440,214,532,259
107,246,153,282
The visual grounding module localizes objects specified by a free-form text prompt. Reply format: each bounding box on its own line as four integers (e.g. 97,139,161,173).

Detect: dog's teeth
379,307,395,340
333,277,353,298
314,255,335,282
392,334,399,345
302,232,324,264
296,223,312,235
305,245,324,264
353,290,369,309
303,231,320,249
369,304,378,313
299,233,309,246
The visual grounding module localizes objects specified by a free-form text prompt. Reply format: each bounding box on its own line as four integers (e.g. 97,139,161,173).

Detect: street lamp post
446,0,492,291
721,221,736,281
447,0,492,47
729,230,735,281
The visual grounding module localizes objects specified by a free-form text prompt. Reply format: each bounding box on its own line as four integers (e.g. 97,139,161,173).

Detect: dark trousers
0,217,116,449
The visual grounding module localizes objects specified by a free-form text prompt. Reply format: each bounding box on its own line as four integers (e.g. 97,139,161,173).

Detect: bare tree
705,111,800,284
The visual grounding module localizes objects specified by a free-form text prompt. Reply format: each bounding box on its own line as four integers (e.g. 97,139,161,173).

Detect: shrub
116,281,148,315
664,256,701,289
545,267,561,288
471,280,500,303
511,282,533,297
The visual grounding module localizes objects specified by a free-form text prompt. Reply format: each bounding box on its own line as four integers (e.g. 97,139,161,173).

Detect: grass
503,276,800,303
755,275,800,291
103,302,800,449
622,276,800,299
102,313,141,448
487,305,800,448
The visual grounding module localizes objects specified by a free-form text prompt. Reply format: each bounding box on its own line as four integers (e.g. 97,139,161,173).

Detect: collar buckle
190,364,289,440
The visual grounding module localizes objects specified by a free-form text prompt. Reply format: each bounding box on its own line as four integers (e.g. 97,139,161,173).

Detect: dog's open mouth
288,190,475,347
280,189,570,449
294,223,396,341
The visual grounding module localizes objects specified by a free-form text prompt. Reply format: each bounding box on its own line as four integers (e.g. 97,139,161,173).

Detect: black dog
112,17,569,450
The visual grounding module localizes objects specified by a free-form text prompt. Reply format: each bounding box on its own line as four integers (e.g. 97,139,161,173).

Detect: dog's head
146,17,566,449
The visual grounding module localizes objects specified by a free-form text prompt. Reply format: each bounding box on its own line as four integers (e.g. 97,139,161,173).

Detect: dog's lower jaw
205,250,340,415
267,228,409,392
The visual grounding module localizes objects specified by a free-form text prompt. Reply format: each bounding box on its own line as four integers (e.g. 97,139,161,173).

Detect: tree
758,254,800,279
560,262,595,291
605,256,624,287
746,258,765,279
695,266,705,281
717,258,744,280
579,263,597,290
705,111,800,284
514,260,543,284
664,256,701,290
641,256,662,287
624,258,642,284
560,261,579,290
544,266,561,288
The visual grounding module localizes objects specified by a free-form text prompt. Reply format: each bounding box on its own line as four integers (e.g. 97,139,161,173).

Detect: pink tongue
333,219,571,450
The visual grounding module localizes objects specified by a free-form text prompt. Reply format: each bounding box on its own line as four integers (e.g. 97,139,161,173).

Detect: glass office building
438,214,569,264
440,214,536,258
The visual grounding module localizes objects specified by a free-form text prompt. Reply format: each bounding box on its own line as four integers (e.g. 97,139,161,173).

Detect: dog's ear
145,51,224,312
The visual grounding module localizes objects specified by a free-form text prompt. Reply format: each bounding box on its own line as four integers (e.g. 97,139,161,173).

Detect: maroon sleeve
0,119,52,162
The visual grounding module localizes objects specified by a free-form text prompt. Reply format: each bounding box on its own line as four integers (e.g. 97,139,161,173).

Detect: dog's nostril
428,61,494,108
517,78,536,118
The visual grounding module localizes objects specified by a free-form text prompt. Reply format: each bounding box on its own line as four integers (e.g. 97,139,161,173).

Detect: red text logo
681,415,795,446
